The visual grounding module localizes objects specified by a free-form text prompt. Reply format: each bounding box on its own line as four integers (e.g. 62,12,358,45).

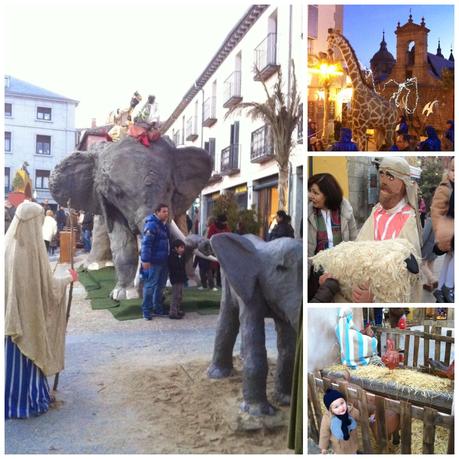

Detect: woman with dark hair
308,173,358,258
268,210,295,240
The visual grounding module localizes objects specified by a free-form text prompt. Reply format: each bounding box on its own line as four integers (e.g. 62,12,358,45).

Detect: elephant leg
208,273,239,378
239,294,274,416
85,215,113,270
273,318,296,406
108,219,139,300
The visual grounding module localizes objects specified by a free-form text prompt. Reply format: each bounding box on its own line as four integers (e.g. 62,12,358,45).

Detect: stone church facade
370,14,454,143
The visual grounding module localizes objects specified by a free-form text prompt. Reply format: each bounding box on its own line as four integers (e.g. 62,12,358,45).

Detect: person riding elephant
50,135,212,300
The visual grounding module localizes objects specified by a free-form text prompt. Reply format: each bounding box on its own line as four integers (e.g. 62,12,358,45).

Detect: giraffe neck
332,35,368,91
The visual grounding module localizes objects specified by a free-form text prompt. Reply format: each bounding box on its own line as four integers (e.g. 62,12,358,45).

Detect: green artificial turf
77,266,220,320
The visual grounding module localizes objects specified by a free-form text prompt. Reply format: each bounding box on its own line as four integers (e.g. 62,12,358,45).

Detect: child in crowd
319,389,360,454
168,239,187,319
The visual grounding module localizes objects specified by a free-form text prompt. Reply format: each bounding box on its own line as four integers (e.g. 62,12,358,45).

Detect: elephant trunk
169,220,218,262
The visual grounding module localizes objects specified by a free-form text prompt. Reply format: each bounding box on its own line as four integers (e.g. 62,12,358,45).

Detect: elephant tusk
194,249,218,262
169,219,187,242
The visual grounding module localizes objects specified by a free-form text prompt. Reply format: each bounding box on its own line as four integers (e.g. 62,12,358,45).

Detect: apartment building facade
163,5,304,238
4,75,78,206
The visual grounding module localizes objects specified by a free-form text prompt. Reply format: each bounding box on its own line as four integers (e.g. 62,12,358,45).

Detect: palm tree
224,61,301,211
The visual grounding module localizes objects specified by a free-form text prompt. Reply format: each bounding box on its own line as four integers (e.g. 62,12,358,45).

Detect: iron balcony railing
255,33,277,71
220,144,240,173
223,71,242,103
250,125,274,162
203,96,217,121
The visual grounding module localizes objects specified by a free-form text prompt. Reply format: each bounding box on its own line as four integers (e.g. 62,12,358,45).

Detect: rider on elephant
128,95,161,147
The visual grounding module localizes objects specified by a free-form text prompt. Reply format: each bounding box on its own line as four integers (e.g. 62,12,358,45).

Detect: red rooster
382,339,403,370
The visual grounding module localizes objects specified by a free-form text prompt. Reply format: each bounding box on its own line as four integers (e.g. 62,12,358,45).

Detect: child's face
448,159,454,183
330,397,347,416
175,245,185,255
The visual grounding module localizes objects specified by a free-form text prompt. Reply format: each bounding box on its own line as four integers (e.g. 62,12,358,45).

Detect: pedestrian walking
42,209,58,254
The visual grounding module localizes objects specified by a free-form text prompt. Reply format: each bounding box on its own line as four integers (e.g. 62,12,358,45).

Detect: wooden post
413,335,420,368
422,407,436,454
308,397,320,444
434,336,441,361
357,387,373,453
308,373,323,432
404,334,410,367
424,325,430,366
400,400,412,454
447,418,454,454
375,395,387,453
445,330,453,365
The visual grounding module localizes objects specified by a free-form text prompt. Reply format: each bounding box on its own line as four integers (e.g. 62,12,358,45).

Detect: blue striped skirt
5,336,51,419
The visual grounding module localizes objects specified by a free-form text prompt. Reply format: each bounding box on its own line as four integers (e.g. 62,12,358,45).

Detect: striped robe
5,337,51,419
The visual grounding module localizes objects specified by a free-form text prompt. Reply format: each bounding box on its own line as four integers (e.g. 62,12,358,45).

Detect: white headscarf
5,201,71,376
379,156,422,243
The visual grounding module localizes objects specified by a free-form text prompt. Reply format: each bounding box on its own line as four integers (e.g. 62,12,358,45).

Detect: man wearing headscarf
352,156,422,302
5,201,77,419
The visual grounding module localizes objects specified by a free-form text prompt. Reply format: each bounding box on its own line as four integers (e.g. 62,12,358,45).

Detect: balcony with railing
250,125,274,163
203,96,217,127
254,33,279,81
223,71,242,108
220,144,240,175
173,129,181,146
186,116,198,141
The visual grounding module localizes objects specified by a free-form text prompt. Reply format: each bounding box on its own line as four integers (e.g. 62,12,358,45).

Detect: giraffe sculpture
327,29,398,151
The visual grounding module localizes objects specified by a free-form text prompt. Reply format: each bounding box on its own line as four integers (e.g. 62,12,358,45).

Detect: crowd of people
308,118,455,152
308,156,454,303
141,206,297,321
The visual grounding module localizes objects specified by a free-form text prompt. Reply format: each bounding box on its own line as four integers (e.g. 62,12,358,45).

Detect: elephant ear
210,233,260,304
171,147,212,216
50,150,101,214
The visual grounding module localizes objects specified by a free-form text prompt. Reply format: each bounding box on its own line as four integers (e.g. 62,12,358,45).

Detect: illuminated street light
310,60,343,144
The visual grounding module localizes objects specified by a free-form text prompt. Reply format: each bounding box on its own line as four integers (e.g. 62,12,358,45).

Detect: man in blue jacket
140,203,170,320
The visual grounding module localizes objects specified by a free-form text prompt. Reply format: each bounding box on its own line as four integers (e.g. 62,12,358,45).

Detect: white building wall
166,4,304,237
5,94,78,205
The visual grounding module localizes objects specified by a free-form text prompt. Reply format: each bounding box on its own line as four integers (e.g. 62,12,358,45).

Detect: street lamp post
310,61,343,146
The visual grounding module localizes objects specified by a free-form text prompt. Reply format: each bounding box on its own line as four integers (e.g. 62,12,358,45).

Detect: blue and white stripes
5,336,51,419
335,308,378,369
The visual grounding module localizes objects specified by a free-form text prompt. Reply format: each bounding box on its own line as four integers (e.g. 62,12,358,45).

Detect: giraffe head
327,28,342,54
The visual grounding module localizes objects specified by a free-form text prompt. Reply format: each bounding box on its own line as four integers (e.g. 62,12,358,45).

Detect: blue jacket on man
141,214,170,265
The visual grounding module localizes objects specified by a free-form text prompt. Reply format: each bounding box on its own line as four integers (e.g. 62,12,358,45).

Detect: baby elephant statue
207,233,302,416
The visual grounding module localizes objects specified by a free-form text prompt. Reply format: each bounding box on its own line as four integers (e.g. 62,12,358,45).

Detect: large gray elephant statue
207,233,302,416
50,136,212,299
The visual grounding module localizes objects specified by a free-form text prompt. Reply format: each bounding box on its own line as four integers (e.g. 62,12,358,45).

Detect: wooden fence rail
308,373,454,454
372,325,454,368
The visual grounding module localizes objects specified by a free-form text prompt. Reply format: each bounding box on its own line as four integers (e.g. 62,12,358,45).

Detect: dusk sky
343,4,454,69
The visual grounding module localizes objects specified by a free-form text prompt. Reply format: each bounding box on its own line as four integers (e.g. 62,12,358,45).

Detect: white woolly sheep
310,239,420,303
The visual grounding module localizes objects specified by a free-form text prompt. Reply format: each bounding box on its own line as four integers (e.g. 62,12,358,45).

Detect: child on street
319,388,360,454
168,239,187,319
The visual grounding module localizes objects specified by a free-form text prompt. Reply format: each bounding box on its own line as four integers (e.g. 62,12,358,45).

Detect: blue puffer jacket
140,214,170,265
419,126,441,151
331,128,359,151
